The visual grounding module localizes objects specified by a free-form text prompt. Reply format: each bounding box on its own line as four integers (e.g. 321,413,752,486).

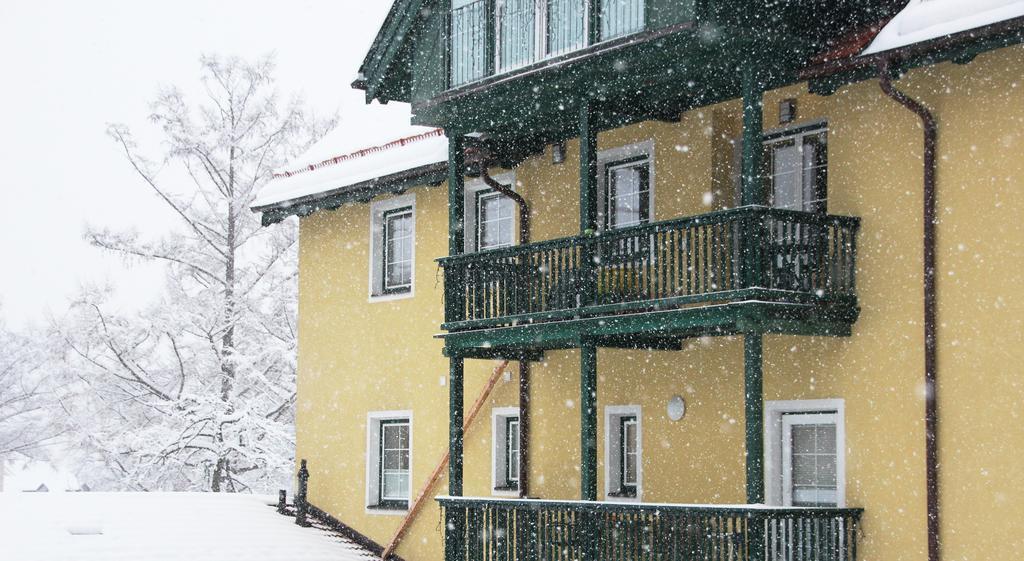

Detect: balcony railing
438,497,863,561
440,207,860,331
450,0,646,88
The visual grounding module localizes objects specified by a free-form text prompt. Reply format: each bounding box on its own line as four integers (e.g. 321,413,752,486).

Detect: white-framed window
597,140,655,231
464,173,517,252
765,399,845,507
365,411,413,513
604,405,642,501
764,122,828,214
477,191,516,250
492,407,520,494
369,195,416,301
731,120,828,213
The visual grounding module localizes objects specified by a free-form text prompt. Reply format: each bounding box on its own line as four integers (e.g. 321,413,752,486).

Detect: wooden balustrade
439,207,860,331
438,496,862,561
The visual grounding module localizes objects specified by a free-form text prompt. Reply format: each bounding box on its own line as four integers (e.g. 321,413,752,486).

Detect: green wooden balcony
438,496,863,561
439,207,860,351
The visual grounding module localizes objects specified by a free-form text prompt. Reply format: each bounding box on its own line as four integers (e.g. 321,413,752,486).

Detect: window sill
367,289,414,303
366,503,409,514
606,490,638,499
493,485,519,492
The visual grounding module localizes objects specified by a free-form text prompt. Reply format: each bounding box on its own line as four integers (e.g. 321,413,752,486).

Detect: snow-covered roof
252,126,448,210
862,0,1024,54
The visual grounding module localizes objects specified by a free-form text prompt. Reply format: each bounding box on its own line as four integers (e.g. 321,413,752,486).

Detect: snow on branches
54,55,334,492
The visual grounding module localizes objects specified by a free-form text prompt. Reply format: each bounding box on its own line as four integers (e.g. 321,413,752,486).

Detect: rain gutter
877,57,940,561
472,148,533,498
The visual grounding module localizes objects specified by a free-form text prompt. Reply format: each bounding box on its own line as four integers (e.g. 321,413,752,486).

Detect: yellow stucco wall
296,44,1024,561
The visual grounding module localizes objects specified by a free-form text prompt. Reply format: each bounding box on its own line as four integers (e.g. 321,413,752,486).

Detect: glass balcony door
452,0,644,86
497,0,588,72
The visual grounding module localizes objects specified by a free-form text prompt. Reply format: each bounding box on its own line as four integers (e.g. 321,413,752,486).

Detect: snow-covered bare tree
0,310,62,460
54,55,333,492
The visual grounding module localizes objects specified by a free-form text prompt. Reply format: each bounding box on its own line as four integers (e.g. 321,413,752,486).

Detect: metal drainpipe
878,57,940,561
479,161,532,498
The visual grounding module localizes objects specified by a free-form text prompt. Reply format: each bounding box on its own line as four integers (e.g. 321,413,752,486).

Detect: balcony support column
446,133,466,324
447,133,466,257
739,64,767,208
580,344,598,501
518,361,531,498
445,356,466,561
579,101,599,306
744,332,765,504
739,64,768,291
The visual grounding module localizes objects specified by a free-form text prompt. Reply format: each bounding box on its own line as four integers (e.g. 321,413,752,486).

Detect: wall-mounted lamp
551,141,567,165
779,98,797,125
667,395,686,421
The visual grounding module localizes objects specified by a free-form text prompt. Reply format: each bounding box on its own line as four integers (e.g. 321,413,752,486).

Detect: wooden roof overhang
802,15,1024,95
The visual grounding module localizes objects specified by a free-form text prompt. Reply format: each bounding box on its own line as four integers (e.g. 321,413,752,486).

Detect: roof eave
358,0,427,103
802,15,1024,83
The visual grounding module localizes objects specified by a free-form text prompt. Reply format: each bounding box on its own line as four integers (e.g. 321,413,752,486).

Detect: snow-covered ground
0,492,379,561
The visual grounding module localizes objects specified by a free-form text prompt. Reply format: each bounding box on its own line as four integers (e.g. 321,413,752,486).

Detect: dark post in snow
295,459,311,527
277,489,287,514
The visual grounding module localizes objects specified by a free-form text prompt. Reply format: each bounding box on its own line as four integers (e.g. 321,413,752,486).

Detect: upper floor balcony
449,0,658,88
439,205,860,353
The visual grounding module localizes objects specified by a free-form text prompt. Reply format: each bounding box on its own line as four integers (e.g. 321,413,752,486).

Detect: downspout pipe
878,58,940,561
471,150,533,497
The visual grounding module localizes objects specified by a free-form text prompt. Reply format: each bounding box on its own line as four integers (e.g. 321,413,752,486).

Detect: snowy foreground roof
863,0,1024,54
252,126,447,210
1,492,379,561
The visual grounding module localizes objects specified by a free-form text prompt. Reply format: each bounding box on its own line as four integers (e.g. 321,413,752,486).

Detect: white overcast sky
0,0,412,328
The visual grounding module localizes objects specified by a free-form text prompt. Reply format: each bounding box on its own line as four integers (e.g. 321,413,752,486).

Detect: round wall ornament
667,395,686,421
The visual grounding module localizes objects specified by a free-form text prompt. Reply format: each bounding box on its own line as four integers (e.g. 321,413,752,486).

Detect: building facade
253,2,1024,560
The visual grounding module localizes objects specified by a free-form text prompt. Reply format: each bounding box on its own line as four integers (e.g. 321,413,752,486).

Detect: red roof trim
274,128,445,179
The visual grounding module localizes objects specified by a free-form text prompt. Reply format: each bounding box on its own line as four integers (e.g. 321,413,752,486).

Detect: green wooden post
744,333,765,561
739,63,768,291
580,344,598,502
743,333,764,503
448,133,466,256
446,356,466,561
447,133,466,324
578,101,599,306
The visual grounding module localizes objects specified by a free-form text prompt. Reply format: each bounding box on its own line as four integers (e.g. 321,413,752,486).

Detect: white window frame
604,404,642,502
491,406,521,496
368,194,416,302
365,410,414,515
464,172,517,253
597,140,655,231
764,399,845,507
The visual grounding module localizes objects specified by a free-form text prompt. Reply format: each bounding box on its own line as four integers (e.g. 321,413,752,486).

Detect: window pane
507,418,520,483
607,160,650,229
451,0,488,86
382,472,409,499
771,142,803,211
789,422,838,507
547,0,586,54
384,210,413,290
498,0,536,71
622,417,638,486
600,0,644,40
380,422,410,501
768,129,828,213
478,192,515,250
